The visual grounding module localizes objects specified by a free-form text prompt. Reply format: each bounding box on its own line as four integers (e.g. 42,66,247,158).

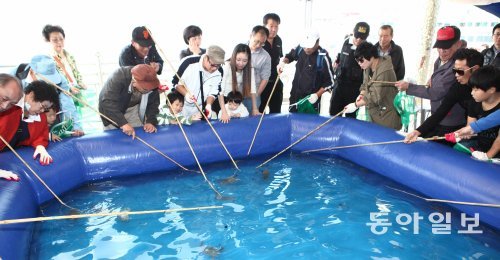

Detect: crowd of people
1,15,499,181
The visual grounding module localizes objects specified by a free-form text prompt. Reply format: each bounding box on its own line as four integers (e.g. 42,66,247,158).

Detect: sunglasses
452,67,472,76
355,56,365,63
207,57,221,69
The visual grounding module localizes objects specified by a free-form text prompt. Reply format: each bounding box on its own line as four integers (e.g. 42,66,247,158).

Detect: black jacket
119,45,164,75
98,67,160,127
416,82,471,135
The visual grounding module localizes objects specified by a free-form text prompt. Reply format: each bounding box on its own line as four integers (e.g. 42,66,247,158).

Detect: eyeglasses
39,102,49,112
355,56,365,64
493,33,500,37
207,57,221,69
452,67,472,76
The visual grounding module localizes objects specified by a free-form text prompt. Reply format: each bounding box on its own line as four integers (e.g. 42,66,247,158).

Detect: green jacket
360,56,402,130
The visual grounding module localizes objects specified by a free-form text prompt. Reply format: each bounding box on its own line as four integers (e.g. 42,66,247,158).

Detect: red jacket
0,106,49,151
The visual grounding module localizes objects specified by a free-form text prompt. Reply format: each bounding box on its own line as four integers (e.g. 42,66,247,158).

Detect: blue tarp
0,114,499,259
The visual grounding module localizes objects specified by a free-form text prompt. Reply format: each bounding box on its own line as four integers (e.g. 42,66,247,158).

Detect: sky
1,0,497,84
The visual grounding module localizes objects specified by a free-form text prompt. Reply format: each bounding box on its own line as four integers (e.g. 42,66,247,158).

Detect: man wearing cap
119,26,164,75
283,29,334,113
172,45,225,119
249,25,272,114
260,13,284,113
330,22,370,117
99,64,160,138
374,25,405,81
396,26,465,137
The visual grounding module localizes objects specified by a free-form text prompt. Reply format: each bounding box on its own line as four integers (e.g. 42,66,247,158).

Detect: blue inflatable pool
1,114,499,259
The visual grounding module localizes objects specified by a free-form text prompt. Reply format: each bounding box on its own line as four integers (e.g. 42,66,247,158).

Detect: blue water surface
30,154,500,259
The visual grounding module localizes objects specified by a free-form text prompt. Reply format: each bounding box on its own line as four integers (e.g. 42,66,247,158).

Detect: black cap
132,26,154,47
353,22,370,40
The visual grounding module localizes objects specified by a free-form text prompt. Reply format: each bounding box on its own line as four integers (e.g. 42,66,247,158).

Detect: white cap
300,29,320,49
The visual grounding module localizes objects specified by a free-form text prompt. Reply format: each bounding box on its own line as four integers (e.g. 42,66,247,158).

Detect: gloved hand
344,103,358,114
205,104,213,119
472,151,489,161
445,132,461,143
277,61,286,74
308,93,319,104
0,169,19,182
33,145,53,166
185,93,196,104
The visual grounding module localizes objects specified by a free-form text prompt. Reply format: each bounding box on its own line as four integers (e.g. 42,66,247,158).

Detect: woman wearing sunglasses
344,41,401,130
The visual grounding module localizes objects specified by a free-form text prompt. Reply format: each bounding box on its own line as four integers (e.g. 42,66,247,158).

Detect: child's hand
70,86,80,94
33,145,53,166
52,134,62,142
232,113,241,118
219,111,230,123
0,169,19,182
72,130,85,136
252,109,261,116
191,113,202,121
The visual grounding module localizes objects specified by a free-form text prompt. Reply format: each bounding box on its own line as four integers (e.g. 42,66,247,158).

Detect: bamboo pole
0,205,223,225
0,135,77,211
144,27,239,171
35,74,191,172
387,186,500,208
302,136,446,153
371,80,397,84
256,109,345,168
247,74,281,155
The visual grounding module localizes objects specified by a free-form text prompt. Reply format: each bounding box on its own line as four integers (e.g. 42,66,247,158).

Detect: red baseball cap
433,26,460,49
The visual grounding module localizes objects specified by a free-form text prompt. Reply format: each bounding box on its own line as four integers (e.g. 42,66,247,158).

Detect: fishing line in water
387,186,500,208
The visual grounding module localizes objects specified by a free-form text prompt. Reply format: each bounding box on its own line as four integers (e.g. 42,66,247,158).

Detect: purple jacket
407,57,465,127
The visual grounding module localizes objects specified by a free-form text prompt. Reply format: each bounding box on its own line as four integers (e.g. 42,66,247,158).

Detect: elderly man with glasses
172,45,225,119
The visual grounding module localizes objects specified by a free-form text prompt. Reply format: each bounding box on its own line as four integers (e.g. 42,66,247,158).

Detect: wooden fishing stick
0,135,77,211
145,27,240,171
302,136,446,153
164,96,223,197
387,186,500,208
247,74,281,155
371,80,397,84
256,109,345,168
0,205,223,225
36,74,191,172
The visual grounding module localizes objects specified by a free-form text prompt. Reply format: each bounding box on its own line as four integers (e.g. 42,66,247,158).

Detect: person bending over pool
157,90,202,125
99,64,160,139
0,80,60,165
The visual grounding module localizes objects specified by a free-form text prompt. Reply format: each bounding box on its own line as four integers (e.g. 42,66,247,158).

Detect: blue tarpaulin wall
0,114,499,259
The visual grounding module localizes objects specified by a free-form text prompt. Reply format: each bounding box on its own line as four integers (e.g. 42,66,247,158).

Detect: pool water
30,154,500,259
